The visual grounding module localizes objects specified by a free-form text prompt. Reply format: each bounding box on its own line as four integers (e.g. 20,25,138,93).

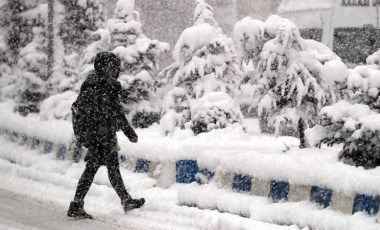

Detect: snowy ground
0,137,301,230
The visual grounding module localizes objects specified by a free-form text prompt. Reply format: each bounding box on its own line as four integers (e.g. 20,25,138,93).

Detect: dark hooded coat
74,52,137,166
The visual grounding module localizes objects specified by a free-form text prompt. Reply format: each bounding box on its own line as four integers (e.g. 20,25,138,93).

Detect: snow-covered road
0,189,139,230
0,137,300,230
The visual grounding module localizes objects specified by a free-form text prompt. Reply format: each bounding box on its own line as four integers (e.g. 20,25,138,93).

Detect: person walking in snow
68,52,145,219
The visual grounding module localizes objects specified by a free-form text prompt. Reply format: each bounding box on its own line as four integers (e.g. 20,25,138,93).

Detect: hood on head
94,52,121,79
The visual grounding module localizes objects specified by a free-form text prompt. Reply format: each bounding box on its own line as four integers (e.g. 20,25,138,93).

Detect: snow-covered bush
339,49,380,113
190,92,244,135
39,90,77,121
79,0,169,128
339,114,380,169
160,87,191,135
233,15,342,136
15,27,48,115
306,101,380,168
159,0,243,135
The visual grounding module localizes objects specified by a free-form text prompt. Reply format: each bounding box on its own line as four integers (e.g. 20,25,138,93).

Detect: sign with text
342,0,370,6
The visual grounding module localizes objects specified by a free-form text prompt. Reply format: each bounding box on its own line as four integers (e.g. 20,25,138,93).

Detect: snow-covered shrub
79,0,169,128
307,101,380,168
190,92,244,135
233,15,342,136
160,87,191,135
118,71,162,128
306,101,375,147
339,115,380,169
340,50,380,113
15,27,48,115
159,0,243,135
39,90,77,121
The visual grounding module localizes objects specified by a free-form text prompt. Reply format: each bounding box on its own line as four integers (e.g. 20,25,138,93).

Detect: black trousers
73,155,131,203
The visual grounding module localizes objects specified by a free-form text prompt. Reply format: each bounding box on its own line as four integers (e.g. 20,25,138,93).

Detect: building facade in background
278,0,380,64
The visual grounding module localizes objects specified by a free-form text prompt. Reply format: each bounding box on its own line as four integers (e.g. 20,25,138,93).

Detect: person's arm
117,110,138,143
111,82,138,143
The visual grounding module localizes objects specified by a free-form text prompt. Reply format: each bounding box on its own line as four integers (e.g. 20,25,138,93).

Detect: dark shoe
122,198,145,212
67,201,93,219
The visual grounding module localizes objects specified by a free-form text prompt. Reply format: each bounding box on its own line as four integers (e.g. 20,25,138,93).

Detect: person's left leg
68,162,100,219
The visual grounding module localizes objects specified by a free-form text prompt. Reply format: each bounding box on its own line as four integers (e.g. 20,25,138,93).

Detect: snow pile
234,15,341,136
321,60,349,86
160,0,243,135
39,91,78,121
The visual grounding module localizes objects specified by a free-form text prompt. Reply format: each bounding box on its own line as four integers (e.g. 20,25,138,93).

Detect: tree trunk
46,0,55,81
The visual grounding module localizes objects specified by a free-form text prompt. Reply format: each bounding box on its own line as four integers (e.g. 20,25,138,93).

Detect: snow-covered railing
0,111,379,228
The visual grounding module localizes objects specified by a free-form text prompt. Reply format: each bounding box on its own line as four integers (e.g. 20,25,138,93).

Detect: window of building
342,0,370,6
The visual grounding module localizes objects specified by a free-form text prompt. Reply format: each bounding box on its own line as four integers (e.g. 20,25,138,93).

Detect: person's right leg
68,162,100,219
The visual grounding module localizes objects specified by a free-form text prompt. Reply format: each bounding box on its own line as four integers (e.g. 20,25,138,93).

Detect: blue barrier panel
233,173,252,193
196,168,215,184
72,144,83,163
352,194,380,215
135,159,150,173
43,141,53,154
176,160,199,184
269,180,290,202
56,144,67,160
31,138,40,150
310,186,333,208
20,134,28,146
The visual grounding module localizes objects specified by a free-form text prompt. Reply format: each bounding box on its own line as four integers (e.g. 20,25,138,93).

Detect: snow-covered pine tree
59,0,105,54
234,16,342,137
15,27,48,115
159,0,243,135
77,0,169,128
